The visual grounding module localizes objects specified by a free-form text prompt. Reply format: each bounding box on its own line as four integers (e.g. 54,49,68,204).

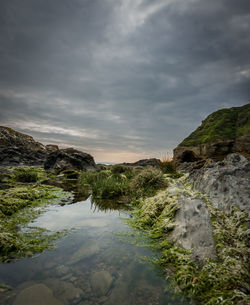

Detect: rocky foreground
1,103,249,304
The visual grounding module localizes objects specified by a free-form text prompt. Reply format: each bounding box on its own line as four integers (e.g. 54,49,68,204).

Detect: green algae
0,183,72,262
127,175,250,305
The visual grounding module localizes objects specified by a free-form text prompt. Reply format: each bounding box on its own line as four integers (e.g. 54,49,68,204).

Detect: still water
0,196,190,305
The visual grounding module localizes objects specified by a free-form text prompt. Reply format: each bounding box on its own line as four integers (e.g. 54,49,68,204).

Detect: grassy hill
181,103,250,146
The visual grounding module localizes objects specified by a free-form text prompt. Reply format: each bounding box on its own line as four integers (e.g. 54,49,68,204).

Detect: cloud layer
0,0,249,162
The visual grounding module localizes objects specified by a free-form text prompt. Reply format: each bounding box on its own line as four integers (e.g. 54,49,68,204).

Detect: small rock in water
44,278,84,302
69,241,100,265
90,270,113,297
13,283,63,305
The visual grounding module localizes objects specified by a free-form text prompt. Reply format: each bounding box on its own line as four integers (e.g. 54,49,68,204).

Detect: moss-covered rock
174,104,250,164
128,173,250,305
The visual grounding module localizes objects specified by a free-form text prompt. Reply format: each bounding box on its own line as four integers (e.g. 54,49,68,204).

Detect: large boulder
188,153,250,217
0,126,47,166
174,104,250,165
44,148,97,173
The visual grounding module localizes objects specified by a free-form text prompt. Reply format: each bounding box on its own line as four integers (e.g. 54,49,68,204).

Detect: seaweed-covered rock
44,148,97,173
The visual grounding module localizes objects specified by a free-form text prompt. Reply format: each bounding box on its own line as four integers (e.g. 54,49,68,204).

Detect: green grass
181,104,250,146
130,168,167,198
79,166,167,200
12,167,39,182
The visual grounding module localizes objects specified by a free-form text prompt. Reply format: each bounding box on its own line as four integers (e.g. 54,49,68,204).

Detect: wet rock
13,283,63,305
69,241,100,265
44,148,97,174
90,271,113,297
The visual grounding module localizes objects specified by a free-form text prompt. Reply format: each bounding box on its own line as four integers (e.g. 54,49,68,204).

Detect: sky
0,0,249,162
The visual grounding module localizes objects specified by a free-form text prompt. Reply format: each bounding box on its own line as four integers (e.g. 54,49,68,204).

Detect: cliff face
174,104,250,164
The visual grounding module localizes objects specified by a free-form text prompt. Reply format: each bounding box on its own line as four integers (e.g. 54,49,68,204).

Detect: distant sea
96,161,118,165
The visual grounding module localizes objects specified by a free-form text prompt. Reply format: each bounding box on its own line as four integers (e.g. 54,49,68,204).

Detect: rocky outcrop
174,104,250,165
0,126,47,166
44,148,97,173
0,126,97,171
187,153,250,217
122,158,161,168
174,135,250,165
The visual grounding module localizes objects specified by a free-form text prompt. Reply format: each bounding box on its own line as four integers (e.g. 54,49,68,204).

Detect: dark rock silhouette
44,148,97,173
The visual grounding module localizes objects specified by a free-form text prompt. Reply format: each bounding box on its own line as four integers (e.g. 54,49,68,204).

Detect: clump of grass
80,166,168,200
160,156,183,179
111,164,128,174
92,173,130,199
12,167,38,182
130,168,167,198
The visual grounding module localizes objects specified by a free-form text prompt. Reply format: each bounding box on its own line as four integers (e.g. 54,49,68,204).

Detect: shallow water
0,196,190,305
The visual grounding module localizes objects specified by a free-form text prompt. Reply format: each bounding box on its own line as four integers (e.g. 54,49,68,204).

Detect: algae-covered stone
13,283,63,305
90,270,113,297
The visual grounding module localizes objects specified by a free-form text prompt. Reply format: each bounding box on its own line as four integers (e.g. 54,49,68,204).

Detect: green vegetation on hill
181,104,250,146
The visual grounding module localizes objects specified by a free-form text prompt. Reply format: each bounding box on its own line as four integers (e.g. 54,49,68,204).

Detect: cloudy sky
0,0,249,162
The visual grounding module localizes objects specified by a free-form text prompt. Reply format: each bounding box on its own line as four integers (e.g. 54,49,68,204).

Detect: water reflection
0,188,190,305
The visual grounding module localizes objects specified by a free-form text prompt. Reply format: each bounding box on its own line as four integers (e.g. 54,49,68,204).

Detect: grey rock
188,153,250,216
13,283,63,305
169,194,216,262
90,270,113,297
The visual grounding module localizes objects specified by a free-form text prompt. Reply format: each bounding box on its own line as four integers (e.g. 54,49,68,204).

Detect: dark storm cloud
0,0,249,161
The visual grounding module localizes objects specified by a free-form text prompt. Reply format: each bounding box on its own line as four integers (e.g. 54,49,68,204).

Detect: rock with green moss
129,172,250,304
174,104,250,164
